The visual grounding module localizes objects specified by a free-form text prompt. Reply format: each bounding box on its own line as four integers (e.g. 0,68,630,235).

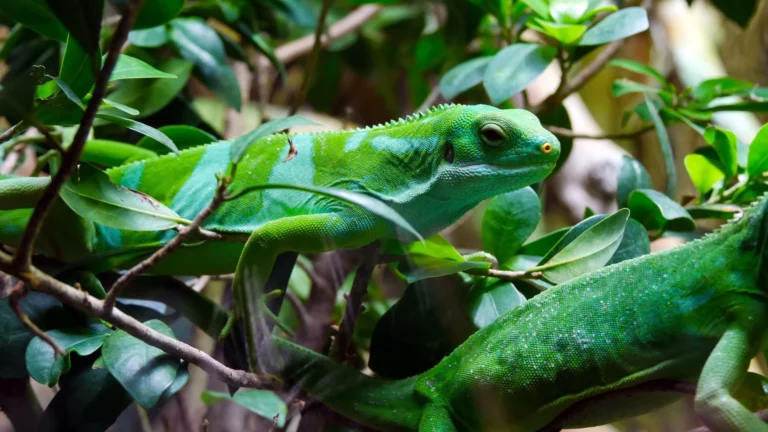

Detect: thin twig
329,242,379,361
0,251,271,389
290,0,333,115
11,0,142,271
545,124,654,140
8,282,64,356
0,122,25,147
104,178,229,311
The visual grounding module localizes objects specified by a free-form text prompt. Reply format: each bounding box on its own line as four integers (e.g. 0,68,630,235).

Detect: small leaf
49,76,85,110
26,325,111,386
59,34,97,99
539,215,606,265
704,127,738,179
534,20,587,45
96,114,179,154
605,218,650,265
202,389,287,427
468,278,526,328
102,319,181,409
748,123,768,178
549,0,589,24
59,163,186,230
230,116,320,164
105,58,193,119
439,57,492,100
686,204,742,220
399,235,489,283
128,26,169,47
608,58,667,84
692,77,753,103
628,189,695,232
521,0,550,18
137,125,216,155
685,154,724,195
101,98,140,116
517,227,569,257
533,209,629,283
645,95,676,198
110,55,177,81
616,155,652,208
483,43,557,105
612,78,660,97
579,7,649,46
134,0,184,29
482,187,541,264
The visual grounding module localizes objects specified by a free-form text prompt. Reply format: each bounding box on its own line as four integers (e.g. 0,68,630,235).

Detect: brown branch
10,0,142,271
104,178,230,311
9,282,64,356
0,122,25,147
545,124,654,140
290,0,333,115
0,251,271,389
329,242,379,361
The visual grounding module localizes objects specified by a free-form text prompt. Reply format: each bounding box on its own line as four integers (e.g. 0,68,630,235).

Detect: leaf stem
546,124,653,140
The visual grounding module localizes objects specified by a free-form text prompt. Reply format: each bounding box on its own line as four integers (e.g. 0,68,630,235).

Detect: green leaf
101,98,139,116
95,114,178,154
616,155,652,208
169,18,241,110
236,23,287,85
534,20,587,45
628,189,695,232
0,67,40,124
399,235,490,283
0,0,68,41
482,187,541,265
43,0,103,74
608,58,666,84
81,139,158,168
26,325,111,386
110,55,177,81
128,26,169,47
517,227,569,256
702,101,768,112
579,7,649,46
703,127,737,179
483,43,557,105
645,95,676,198
533,209,629,283
686,203,742,220
468,279,526,328
230,116,319,164
102,319,181,409
549,0,589,24
201,389,287,427
137,125,216,155
105,58,193,119
439,57,492,100
539,215,606,265
748,123,768,178
580,1,618,22
692,77,753,103
605,218,649,265
521,0,550,18
134,0,184,29
59,34,96,99
59,163,186,230
612,78,660,97
49,76,85,110
684,154,724,195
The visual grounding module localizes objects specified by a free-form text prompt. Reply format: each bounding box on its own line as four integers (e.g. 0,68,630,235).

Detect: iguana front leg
230,209,386,372
419,404,458,432
695,326,768,431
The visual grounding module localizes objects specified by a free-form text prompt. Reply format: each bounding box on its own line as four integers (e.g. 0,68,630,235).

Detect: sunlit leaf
579,7,648,46
96,114,178,154
439,57,492,100
628,189,695,232
482,187,541,265
684,154,724,195
202,390,287,427
483,43,557,105
616,155,652,208
110,55,177,81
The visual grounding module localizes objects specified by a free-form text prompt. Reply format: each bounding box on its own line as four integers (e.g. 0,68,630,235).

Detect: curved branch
546,124,654,140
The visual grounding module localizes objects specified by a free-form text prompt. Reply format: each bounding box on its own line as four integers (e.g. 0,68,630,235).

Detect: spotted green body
273,196,768,432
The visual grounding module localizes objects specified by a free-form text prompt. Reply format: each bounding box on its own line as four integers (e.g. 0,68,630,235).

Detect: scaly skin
273,196,768,432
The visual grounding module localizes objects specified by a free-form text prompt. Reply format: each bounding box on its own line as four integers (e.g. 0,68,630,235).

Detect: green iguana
270,195,768,432
0,104,560,366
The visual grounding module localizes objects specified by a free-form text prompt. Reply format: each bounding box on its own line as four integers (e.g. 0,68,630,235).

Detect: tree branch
9,281,64,355
0,122,26,147
10,0,141,271
545,124,653,140
290,0,333,115
0,251,271,390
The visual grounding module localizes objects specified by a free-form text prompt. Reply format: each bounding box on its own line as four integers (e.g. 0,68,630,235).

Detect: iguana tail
273,337,424,432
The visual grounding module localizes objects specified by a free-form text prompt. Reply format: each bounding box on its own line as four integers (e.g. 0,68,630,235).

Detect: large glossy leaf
468,278,526,328
59,35,96,99
26,325,111,386
134,0,184,29
201,390,287,427
44,0,103,74
617,155,652,207
538,215,607,266
684,154,724,195
748,123,768,178
605,219,650,265
517,227,569,257
102,319,181,409
692,77,753,103
59,163,186,230
399,235,490,283
0,0,68,41
230,116,320,163
628,189,695,232
128,26,169,48
105,58,193,118
645,95,676,198
169,18,241,110
137,125,216,155
481,187,541,265
95,114,178,154
110,55,177,81
483,43,557,105
533,209,629,283
439,57,492,100
579,7,649,46
704,127,737,179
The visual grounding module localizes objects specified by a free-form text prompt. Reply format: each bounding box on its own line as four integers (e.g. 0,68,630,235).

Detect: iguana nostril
541,143,553,154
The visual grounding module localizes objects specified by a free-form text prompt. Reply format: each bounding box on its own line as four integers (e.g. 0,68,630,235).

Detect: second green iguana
271,195,768,432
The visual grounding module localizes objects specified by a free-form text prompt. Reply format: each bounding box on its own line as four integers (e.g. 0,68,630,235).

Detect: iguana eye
480,124,505,147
